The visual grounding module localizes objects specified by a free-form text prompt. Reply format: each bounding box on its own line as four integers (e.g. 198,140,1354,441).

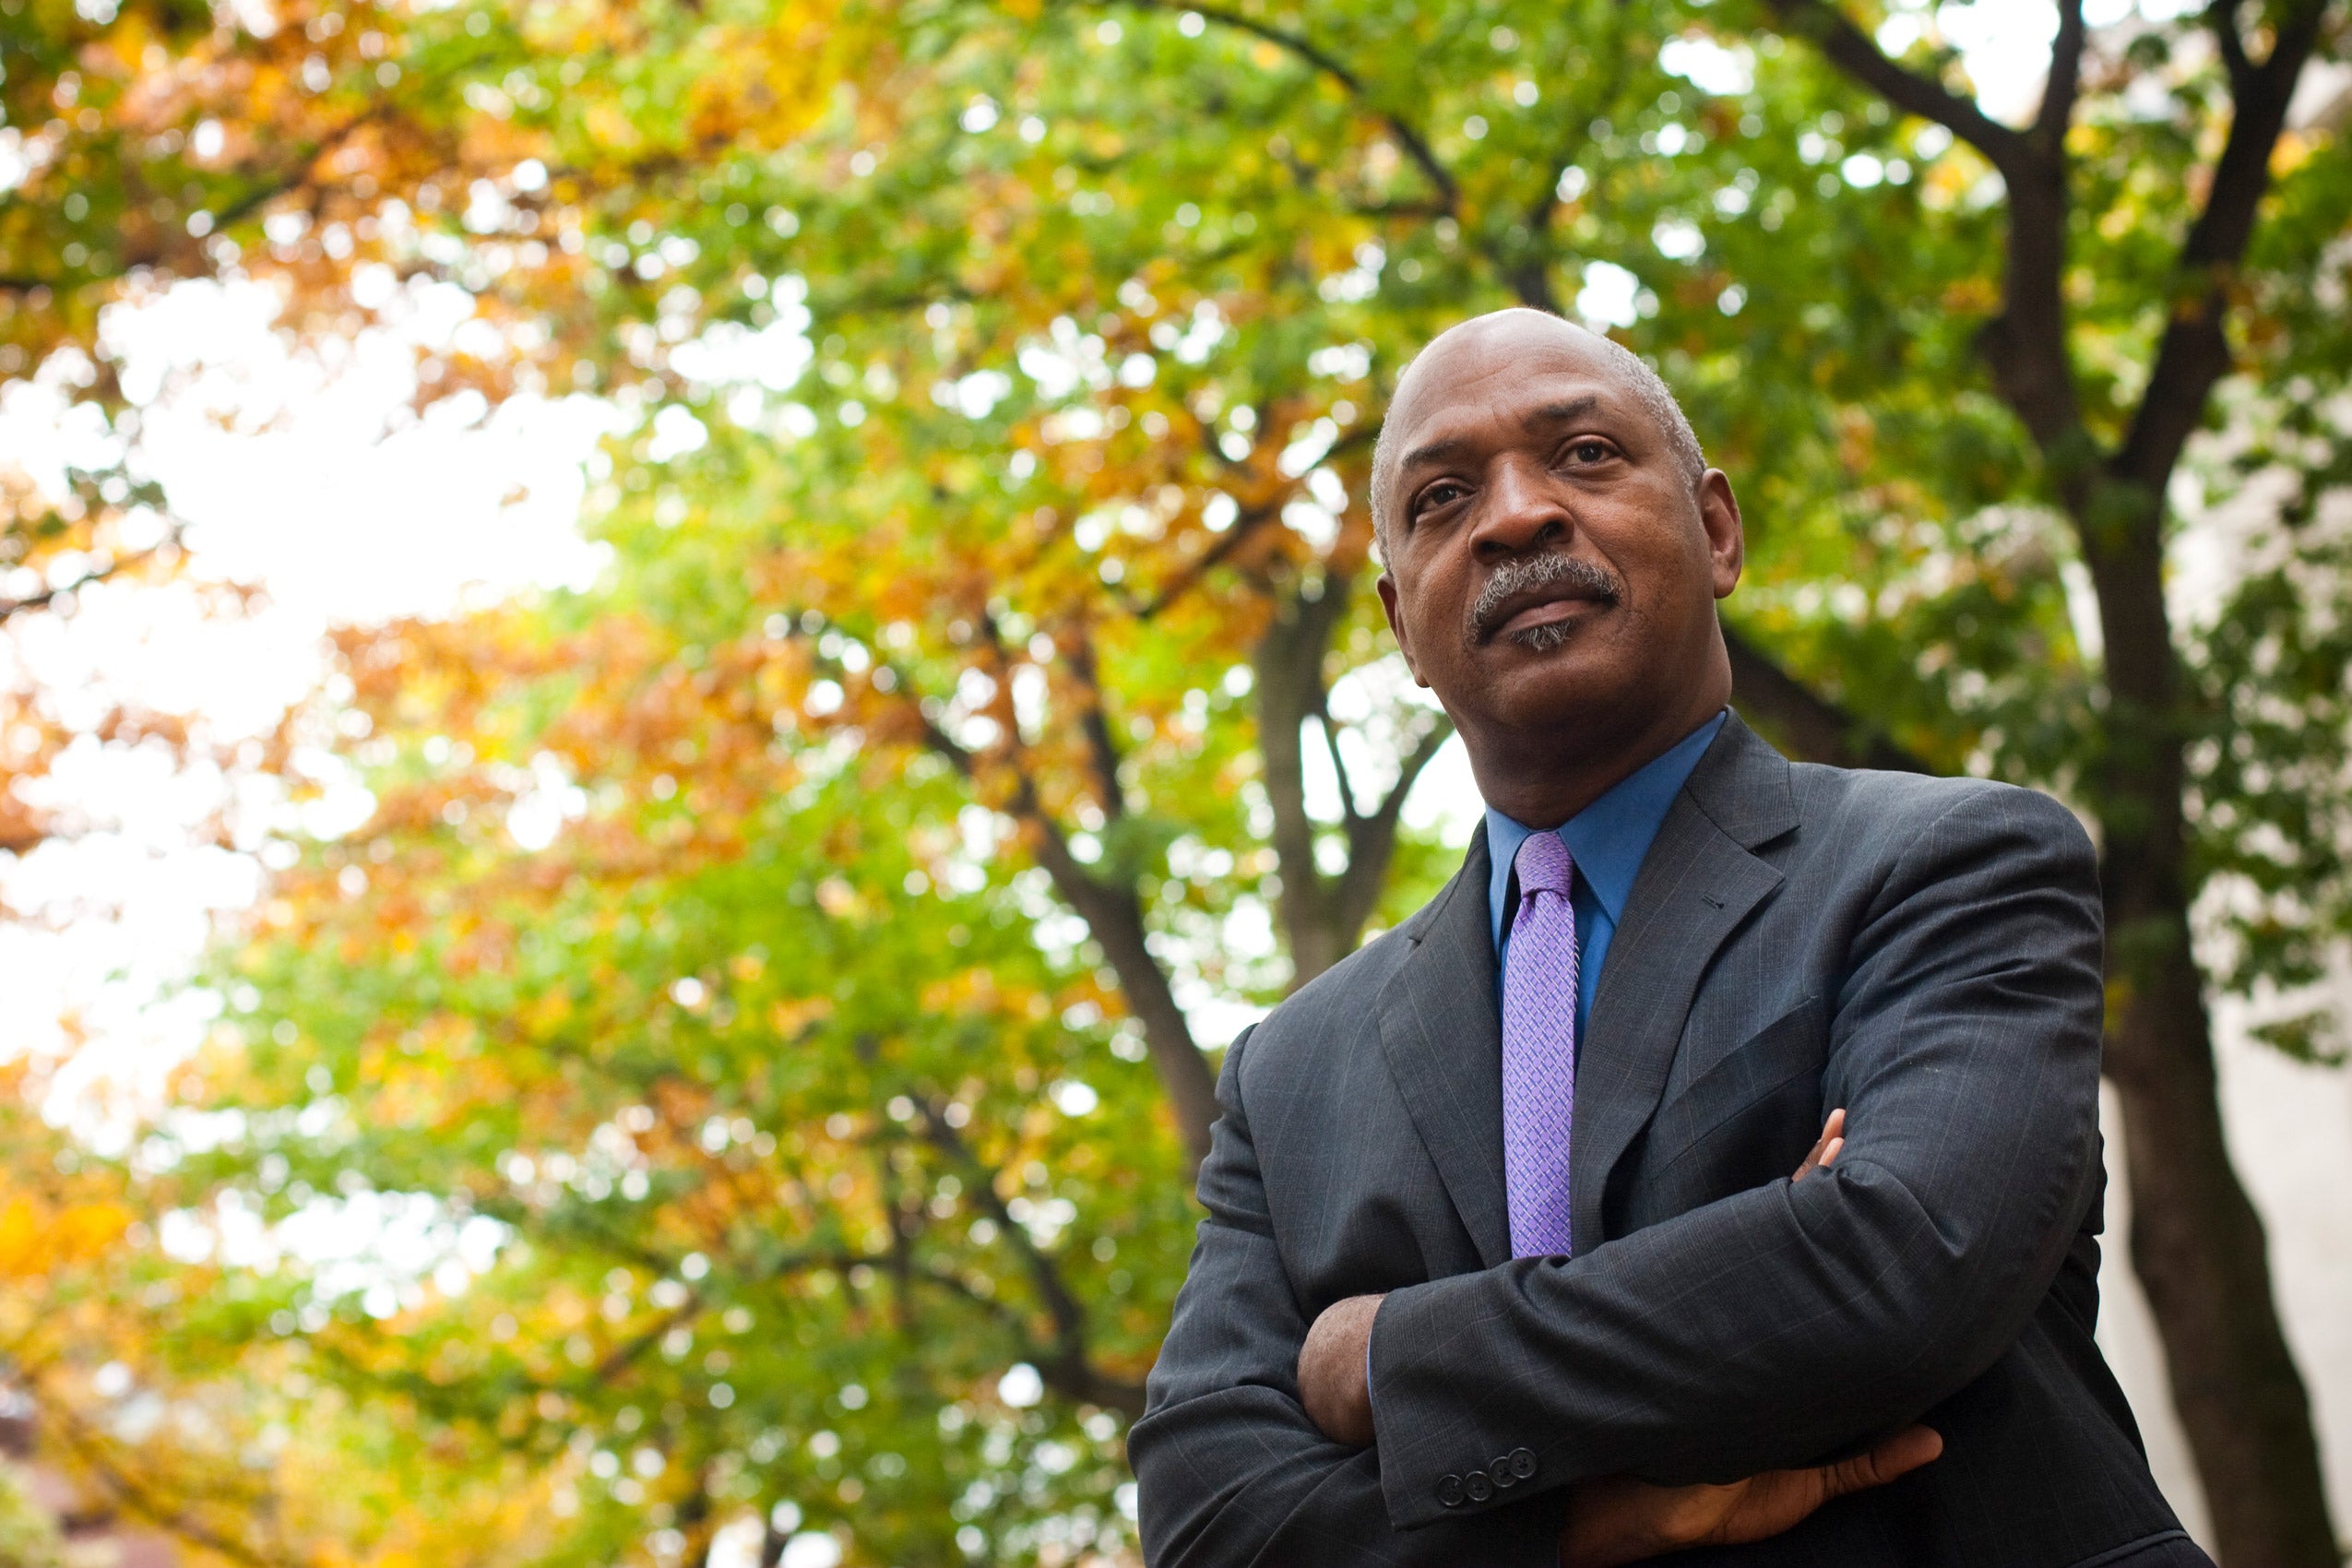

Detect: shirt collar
1486,710,1728,948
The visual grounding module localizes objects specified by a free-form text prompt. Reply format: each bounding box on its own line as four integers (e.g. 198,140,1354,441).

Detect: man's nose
1467,456,1572,558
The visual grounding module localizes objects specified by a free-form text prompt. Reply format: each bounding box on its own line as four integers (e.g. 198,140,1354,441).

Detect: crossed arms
1129,786,2107,1566
1301,1111,1950,1566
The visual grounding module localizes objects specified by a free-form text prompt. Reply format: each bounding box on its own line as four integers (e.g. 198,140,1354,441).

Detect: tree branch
1253,575,1356,980
881,1143,921,1337
2208,0,2254,91
12,106,392,303
2035,0,2089,160
0,529,181,624
1344,198,1455,220
921,1102,1146,1417
1501,11,1633,312
1316,706,1363,827
39,1399,283,1568
1760,0,2036,180
902,672,1218,1171
588,1295,703,1384
1062,625,1126,820
1723,624,1934,772
1132,0,1458,215
1011,773,1218,1169
2112,0,2325,495
1135,499,1283,620
1765,0,2085,469
1332,712,1454,940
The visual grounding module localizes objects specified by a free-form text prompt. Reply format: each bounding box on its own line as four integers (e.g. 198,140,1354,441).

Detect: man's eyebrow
1397,434,1475,472
1396,393,1616,476
1523,395,1604,429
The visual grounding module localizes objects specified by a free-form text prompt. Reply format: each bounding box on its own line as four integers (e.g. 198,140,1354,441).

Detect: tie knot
1515,830,1574,897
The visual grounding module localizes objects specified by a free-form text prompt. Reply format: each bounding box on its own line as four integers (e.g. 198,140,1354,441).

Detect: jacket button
1464,1469,1492,1503
1510,1447,1538,1479
1436,1474,1465,1508
1490,1456,1518,1490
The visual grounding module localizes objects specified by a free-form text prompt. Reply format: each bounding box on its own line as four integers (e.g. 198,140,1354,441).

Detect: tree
192,603,1195,1559
0,444,187,862
0,1061,302,1566
9,0,2350,1562
1733,3,2352,1561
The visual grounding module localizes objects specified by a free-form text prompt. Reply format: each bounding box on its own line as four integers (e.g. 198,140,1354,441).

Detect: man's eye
1567,439,1613,464
1414,482,1466,515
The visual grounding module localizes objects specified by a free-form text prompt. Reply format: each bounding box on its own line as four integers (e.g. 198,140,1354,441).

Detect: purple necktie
1503,832,1578,1259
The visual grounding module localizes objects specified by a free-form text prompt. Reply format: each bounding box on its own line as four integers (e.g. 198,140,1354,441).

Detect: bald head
1367,303,1743,826
1371,310,1704,564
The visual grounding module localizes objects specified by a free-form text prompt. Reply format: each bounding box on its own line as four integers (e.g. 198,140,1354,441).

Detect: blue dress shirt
1485,710,1728,1034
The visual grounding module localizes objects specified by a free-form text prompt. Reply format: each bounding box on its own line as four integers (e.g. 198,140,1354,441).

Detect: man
1128,309,2207,1566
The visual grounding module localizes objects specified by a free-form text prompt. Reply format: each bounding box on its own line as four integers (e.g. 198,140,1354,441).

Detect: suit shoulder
1230,902,1423,1089
1787,763,2093,865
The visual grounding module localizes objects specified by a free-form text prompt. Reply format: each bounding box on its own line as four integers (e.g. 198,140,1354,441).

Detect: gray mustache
1468,553,1623,644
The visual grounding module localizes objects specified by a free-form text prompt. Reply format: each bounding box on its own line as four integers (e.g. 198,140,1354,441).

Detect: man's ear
1374,572,1429,687
1698,470,1744,600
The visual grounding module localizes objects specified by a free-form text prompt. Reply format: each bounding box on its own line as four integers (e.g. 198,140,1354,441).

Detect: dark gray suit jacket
1131,713,2193,1566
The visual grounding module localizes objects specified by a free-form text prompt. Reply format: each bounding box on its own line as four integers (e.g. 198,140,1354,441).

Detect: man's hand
1557,1109,1874,1564
1297,1291,1383,1446
1559,1425,1942,1567
1297,1111,1851,1451
1794,1106,1845,1182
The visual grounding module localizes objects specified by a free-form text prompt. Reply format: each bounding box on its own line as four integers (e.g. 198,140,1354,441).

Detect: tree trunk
1254,574,1455,989
2086,507,2341,1568
2105,914,2340,1568
1253,576,1357,986
1002,775,1220,1175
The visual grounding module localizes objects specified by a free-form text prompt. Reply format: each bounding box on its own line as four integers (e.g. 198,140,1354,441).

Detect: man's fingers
1820,1426,1943,1501
1792,1107,1847,1181
1668,1423,1943,1554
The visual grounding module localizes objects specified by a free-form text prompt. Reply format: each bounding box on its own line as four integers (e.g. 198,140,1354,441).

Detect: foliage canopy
0,0,2347,1561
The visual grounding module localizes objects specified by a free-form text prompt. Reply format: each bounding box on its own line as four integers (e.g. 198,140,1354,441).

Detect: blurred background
0,0,2347,1562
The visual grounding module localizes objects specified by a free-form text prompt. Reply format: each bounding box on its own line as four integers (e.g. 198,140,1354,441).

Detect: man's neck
1466,700,1723,830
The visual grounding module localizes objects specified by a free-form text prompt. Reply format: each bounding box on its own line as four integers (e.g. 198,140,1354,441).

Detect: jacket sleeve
1129,1026,1571,1567
1366,784,2108,1532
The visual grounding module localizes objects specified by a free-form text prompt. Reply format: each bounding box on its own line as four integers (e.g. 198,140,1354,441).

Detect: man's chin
1475,614,1610,671
1467,651,1624,731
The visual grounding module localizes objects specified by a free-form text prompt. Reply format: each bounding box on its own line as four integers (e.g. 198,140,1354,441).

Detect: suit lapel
1570,713,1798,1253
1377,824,1515,1269
1372,714,1801,1267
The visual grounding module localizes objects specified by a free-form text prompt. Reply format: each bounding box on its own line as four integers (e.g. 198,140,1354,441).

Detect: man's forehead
1389,333,1636,451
